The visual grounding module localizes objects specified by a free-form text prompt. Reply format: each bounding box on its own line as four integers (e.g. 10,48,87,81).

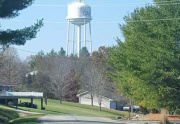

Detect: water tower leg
84,20,86,48
77,25,81,57
73,24,75,56
89,22,92,54
66,20,70,56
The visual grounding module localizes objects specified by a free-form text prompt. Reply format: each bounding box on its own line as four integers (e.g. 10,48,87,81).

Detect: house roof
77,91,89,97
77,91,114,101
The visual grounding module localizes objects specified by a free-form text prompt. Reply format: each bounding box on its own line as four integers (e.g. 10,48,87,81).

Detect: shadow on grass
37,119,127,124
45,109,69,115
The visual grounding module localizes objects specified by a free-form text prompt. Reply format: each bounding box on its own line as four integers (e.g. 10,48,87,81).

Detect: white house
77,91,117,110
25,70,38,77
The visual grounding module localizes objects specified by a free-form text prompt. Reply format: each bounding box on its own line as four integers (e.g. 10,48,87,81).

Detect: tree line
0,46,126,111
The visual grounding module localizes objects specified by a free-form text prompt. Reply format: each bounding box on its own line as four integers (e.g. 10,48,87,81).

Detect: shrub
0,108,19,121
139,106,149,115
174,109,180,115
150,108,159,114
0,115,8,123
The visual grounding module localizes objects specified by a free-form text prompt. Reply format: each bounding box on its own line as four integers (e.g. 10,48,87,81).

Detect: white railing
0,92,43,97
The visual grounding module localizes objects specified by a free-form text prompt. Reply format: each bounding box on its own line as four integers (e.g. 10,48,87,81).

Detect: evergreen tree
0,0,43,46
79,47,90,58
108,0,180,112
58,47,66,56
47,49,57,57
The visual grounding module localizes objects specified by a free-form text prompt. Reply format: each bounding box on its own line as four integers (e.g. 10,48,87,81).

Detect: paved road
37,115,161,124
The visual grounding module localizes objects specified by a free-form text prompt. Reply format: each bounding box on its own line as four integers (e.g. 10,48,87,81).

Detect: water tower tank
67,1,92,25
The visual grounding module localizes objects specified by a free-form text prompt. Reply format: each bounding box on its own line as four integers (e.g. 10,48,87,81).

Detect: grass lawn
17,99,128,119
9,115,42,124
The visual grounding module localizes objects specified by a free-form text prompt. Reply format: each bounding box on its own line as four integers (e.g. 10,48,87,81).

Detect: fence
0,92,43,97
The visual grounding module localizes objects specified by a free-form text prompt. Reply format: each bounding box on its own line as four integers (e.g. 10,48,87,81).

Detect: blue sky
1,0,153,59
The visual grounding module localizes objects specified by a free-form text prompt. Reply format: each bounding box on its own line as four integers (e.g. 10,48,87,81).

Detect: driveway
37,115,161,124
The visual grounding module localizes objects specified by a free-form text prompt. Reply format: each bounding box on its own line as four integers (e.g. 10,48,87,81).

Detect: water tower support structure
89,22,92,54
66,1,92,57
72,24,75,55
66,20,70,56
84,20,86,47
77,25,81,56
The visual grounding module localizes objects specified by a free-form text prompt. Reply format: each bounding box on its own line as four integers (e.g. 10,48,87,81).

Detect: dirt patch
168,115,180,121
18,112,32,117
141,114,180,121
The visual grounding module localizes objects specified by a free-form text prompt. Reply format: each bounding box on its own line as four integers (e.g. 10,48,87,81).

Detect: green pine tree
108,0,180,111
0,0,43,46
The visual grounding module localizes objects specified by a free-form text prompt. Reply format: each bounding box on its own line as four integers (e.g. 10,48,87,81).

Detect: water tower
66,0,92,57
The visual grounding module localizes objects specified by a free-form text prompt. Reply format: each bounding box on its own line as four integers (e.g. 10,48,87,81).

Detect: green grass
0,107,19,123
0,105,43,124
17,99,128,119
9,115,42,124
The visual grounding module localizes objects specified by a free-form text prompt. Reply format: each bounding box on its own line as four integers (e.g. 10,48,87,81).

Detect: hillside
0,107,41,124
17,99,127,119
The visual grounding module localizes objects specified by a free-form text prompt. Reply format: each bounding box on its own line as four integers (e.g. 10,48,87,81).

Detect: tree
79,47,90,58
47,49,57,57
62,69,79,102
58,47,66,56
81,60,99,106
0,0,43,46
90,46,112,111
108,0,180,113
35,55,79,103
0,47,21,85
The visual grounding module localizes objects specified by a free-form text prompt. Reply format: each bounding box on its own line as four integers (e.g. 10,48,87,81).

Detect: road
37,115,161,124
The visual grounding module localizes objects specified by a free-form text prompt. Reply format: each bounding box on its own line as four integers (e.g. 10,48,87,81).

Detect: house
0,83,44,110
77,91,117,110
25,70,38,77
0,84,15,92
0,84,18,105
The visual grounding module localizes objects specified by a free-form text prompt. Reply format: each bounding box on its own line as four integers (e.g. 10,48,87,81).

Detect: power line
127,17,180,23
15,48,37,54
4,19,121,24
32,1,180,7
4,17,180,24
0,46,37,54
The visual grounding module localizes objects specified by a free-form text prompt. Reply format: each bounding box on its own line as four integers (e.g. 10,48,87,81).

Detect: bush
150,108,159,114
0,108,19,121
139,106,149,115
0,115,8,123
174,109,180,115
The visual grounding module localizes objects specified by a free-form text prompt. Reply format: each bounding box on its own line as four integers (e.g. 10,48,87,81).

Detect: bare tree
81,61,99,106
0,47,21,85
18,60,29,91
90,46,111,111
36,56,78,104
62,69,79,102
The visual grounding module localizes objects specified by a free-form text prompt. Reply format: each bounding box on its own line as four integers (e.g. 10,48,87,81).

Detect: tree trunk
59,94,62,104
99,103,101,111
91,94,93,106
161,108,168,124
128,109,131,120
59,99,62,104
130,100,133,117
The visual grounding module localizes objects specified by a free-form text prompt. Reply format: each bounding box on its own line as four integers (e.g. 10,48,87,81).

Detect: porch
0,91,44,110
